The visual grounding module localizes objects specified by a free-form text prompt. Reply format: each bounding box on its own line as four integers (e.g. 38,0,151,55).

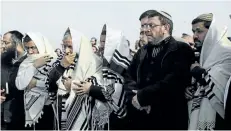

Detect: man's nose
193,33,198,40
65,48,71,54
145,29,151,36
28,48,34,54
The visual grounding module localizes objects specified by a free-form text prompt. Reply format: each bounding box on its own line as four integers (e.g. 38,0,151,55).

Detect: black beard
1,47,15,65
194,41,203,53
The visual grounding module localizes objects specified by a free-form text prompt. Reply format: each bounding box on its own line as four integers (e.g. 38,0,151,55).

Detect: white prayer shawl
16,32,56,127
54,27,102,130
91,25,132,129
188,16,231,130
55,26,131,130
56,28,83,96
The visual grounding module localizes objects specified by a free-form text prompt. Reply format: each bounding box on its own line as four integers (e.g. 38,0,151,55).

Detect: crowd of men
1,9,231,130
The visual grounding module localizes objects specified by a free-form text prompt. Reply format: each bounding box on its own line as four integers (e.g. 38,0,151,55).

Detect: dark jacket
1,54,27,130
124,36,194,130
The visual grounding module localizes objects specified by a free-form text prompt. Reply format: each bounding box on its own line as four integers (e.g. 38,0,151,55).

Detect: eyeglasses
142,24,162,30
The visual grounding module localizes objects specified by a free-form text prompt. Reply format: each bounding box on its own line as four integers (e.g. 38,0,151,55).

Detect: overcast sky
1,0,231,49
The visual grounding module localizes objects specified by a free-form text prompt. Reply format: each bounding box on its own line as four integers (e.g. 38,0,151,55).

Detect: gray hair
11,34,23,48
63,30,72,41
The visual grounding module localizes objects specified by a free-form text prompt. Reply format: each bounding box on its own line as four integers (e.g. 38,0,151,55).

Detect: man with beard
187,13,231,130
124,10,194,129
1,30,27,130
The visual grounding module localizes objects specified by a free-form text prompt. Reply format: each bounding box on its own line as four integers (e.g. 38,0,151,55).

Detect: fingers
85,78,91,82
69,53,76,57
1,96,6,101
45,56,53,62
73,82,83,87
0,89,5,93
72,87,84,94
72,87,83,91
145,106,151,114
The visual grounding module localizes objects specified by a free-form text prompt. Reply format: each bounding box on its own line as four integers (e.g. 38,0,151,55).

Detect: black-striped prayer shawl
187,16,231,130
60,26,132,130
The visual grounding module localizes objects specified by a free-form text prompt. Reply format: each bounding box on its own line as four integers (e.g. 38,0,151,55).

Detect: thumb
132,90,138,94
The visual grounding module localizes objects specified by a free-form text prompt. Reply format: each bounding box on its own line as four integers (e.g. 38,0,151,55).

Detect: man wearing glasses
1,30,27,130
124,10,194,129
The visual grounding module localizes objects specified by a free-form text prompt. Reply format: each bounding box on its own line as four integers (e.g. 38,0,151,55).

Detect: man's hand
132,92,142,110
62,77,72,92
132,90,151,114
0,89,6,104
60,53,76,68
72,81,92,95
28,78,37,89
190,62,200,71
33,55,52,68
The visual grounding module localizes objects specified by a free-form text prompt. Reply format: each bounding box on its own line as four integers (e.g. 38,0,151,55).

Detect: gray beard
149,37,164,46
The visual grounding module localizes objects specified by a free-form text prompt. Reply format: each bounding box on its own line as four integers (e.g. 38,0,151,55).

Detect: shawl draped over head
53,27,102,130
55,25,132,130
16,32,57,127
91,24,132,130
188,15,231,130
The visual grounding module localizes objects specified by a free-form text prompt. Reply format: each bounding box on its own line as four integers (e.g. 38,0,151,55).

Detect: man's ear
163,24,170,34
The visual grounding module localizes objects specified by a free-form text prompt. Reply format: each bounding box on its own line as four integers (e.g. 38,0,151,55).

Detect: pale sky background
1,0,231,49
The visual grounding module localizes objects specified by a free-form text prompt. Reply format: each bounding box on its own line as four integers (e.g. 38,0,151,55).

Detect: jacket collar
140,36,178,60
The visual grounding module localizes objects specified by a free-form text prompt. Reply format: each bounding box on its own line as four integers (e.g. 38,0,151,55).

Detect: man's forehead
25,41,36,46
147,16,160,24
192,22,205,30
3,33,12,40
63,39,72,45
141,17,148,25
